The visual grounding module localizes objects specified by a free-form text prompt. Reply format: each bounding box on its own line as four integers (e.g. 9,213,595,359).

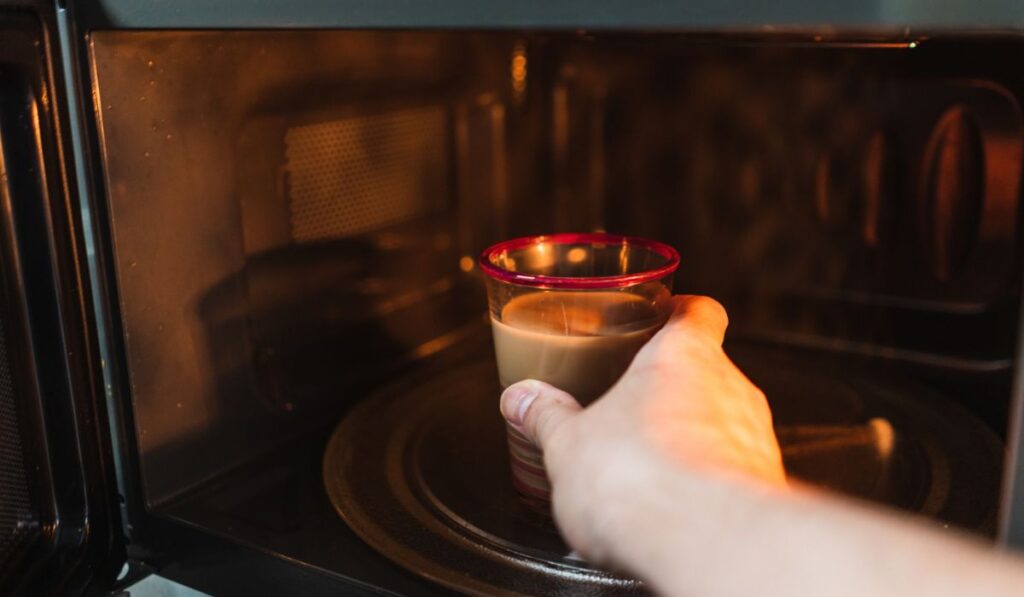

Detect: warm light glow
862,132,884,247
512,55,527,81
567,247,587,263
869,418,895,460
459,256,475,272
511,43,527,97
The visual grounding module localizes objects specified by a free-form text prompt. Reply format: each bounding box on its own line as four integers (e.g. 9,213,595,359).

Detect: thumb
500,379,583,450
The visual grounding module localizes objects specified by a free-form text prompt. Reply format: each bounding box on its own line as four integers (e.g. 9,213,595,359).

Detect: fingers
500,379,582,450
660,295,729,346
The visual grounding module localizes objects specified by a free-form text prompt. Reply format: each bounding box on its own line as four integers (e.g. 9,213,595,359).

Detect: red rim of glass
478,233,680,289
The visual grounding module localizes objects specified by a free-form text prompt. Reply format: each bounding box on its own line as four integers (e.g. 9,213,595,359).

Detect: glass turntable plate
323,341,1002,595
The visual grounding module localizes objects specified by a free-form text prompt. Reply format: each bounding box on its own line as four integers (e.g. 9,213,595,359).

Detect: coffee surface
492,291,662,405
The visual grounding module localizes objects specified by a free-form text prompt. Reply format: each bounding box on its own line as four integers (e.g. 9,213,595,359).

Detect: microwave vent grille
284,106,447,242
0,306,37,571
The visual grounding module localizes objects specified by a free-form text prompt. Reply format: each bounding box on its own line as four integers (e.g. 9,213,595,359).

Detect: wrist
593,457,784,594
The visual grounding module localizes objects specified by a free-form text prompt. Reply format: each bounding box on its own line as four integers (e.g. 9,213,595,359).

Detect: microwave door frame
0,0,125,594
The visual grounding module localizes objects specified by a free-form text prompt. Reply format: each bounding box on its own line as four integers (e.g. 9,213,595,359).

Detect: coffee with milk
491,290,662,404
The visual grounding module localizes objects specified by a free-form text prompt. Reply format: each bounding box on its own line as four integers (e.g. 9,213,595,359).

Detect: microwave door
0,1,124,594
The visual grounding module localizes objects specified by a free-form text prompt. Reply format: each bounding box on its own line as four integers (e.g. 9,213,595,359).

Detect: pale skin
499,295,1024,597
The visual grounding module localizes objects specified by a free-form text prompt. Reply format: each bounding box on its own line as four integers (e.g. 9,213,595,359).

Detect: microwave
3,0,1024,594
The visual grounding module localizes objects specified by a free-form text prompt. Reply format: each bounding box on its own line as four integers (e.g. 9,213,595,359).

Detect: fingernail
501,385,539,426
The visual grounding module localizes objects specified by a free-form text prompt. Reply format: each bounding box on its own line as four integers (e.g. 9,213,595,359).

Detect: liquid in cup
480,234,679,508
492,291,662,401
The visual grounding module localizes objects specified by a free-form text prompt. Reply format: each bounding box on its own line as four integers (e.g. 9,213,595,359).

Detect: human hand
499,295,786,568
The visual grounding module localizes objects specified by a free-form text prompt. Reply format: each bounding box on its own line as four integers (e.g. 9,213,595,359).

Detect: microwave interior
87,30,1024,594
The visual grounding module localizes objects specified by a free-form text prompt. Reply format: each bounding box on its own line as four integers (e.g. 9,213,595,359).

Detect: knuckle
664,295,729,344
523,393,573,444
693,295,729,328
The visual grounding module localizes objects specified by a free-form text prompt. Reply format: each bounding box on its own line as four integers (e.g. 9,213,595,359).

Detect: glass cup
480,233,679,509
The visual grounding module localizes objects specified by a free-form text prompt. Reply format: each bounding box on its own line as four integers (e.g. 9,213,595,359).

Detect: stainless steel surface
89,30,1023,513
284,106,449,243
83,36,1023,593
89,31,504,504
